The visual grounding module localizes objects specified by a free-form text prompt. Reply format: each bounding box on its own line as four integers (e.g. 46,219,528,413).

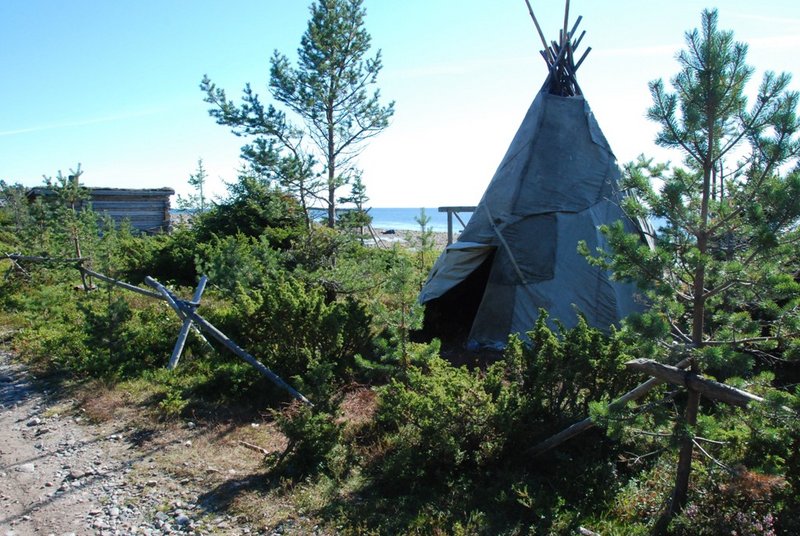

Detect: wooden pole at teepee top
572,30,586,52
569,15,582,40
563,0,570,46
523,0,551,62
574,47,592,71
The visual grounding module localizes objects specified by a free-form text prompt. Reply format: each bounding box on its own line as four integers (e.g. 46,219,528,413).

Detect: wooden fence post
438,206,476,245
527,357,693,457
144,277,312,406
167,276,208,370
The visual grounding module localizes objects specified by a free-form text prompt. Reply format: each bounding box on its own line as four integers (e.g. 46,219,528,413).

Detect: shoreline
170,214,455,250
370,227,452,250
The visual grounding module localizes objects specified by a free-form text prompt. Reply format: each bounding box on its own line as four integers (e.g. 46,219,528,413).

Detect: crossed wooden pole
2,253,311,406
529,354,794,522
144,276,312,406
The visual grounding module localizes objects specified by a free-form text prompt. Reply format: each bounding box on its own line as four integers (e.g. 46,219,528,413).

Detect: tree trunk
327,173,335,227
299,187,312,232
671,152,714,518
670,378,701,515
692,160,713,344
326,95,336,228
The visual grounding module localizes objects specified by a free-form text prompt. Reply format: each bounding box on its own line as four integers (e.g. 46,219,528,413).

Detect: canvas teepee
419,4,653,349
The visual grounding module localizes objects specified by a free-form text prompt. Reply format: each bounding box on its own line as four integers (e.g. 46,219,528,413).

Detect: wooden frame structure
2,253,312,406
438,206,476,245
524,0,590,96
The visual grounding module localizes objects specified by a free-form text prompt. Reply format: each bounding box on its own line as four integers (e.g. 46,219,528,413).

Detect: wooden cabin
27,186,175,234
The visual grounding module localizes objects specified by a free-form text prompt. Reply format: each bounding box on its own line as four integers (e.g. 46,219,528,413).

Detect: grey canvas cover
419,88,648,349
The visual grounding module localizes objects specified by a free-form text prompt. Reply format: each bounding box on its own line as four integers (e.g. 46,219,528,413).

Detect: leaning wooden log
144,277,312,406
527,357,692,457
177,302,313,406
2,254,163,300
81,267,164,300
366,224,386,248
3,253,85,264
85,268,212,351
5,257,30,278
625,359,764,408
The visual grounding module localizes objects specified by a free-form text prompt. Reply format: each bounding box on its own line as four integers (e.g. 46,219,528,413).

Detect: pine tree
337,173,372,242
0,180,32,240
201,0,394,228
589,9,800,516
176,159,208,213
646,10,800,350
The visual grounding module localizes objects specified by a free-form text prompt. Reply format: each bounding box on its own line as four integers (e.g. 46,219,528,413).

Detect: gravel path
0,351,243,536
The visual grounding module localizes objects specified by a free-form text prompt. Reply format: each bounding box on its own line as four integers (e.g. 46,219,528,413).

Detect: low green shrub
273,403,343,476
375,344,502,490
192,174,305,248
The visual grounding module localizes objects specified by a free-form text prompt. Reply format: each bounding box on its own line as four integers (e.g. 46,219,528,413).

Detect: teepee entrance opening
419,248,496,347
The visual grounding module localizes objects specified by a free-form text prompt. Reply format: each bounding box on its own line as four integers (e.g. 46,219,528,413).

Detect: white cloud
747,34,800,49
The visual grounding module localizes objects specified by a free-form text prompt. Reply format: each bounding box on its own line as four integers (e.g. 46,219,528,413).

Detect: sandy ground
0,351,134,535
368,228,451,250
0,350,311,536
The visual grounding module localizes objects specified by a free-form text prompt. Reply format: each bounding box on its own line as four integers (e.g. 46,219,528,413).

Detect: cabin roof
27,186,175,198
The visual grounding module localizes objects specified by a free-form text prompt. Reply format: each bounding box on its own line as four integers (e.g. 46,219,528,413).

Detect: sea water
367,207,470,233
174,207,474,234
311,207,472,233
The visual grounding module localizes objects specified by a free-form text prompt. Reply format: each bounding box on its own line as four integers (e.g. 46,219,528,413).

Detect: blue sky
1,1,798,207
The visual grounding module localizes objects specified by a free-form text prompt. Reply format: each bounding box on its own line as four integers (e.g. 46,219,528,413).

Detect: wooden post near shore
438,206,476,245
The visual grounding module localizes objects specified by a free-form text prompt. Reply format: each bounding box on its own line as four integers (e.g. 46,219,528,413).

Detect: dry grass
47,371,384,533
725,467,787,499
77,381,132,423
336,386,378,429
41,400,78,418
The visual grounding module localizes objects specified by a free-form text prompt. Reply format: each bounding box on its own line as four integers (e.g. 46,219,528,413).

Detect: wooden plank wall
28,187,174,234
87,189,174,233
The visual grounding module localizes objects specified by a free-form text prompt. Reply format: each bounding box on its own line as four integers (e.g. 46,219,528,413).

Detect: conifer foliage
201,0,394,228
594,8,800,366
587,8,800,516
